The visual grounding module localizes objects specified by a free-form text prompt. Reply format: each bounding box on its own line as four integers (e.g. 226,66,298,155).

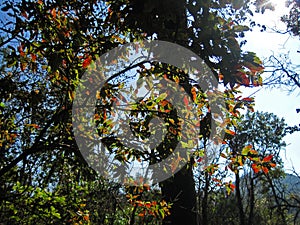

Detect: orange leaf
18,45,25,57
30,53,37,62
225,129,236,136
219,73,224,81
262,166,269,174
96,91,101,100
160,99,169,107
26,124,40,129
191,87,197,101
20,62,27,71
51,8,56,18
263,154,273,162
138,212,145,217
83,56,92,68
251,163,260,173
83,215,89,221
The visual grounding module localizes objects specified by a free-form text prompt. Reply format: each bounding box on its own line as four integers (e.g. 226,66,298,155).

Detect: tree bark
160,162,197,225
235,172,246,225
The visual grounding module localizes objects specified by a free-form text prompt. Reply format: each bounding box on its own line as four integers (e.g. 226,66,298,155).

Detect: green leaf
241,145,252,155
157,93,168,102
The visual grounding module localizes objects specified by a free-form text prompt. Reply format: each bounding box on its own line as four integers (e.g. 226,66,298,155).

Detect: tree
282,0,300,37
223,111,290,225
0,0,265,224
193,111,295,225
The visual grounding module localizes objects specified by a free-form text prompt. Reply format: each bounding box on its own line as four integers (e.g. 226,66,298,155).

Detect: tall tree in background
227,111,288,225
282,0,300,37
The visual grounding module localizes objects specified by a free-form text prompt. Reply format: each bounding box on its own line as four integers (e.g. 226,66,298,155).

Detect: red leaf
21,11,28,19
83,56,92,68
31,53,37,62
263,154,273,162
145,202,151,208
197,157,203,162
230,183,236,190
262,166,269,174
242,97,254,102
251,164,260,173
241,74,250,86
18,45,25,57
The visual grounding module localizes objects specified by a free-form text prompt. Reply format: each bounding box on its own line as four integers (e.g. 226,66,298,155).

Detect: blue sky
242,1,300,173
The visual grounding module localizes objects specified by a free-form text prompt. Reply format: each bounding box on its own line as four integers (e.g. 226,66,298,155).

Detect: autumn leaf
21,11,28,19
225,129,236,136
230,183,236,190
31,53,37,62
18,45,25,57
82,56,92,68
220,153,227,158
249,149,258,155
262,154,273,162
138,211,145,217
197,157,203,162
236,71,250,86
26,124,40,129
191,87,197,101
145,202,151,208
241,145,252,155
83,215,89,221
251,163,260,173
219,73,224,81
262,166,269,174
160,99,169,107
244,61,264,73
242,97,254,102
50,8,56,18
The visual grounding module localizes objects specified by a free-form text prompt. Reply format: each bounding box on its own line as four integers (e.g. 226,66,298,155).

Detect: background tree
221,111,292,225
282,0,300,37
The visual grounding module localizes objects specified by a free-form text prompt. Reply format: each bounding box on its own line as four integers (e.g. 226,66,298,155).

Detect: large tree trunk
125,1,198,224
160,162,197,225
